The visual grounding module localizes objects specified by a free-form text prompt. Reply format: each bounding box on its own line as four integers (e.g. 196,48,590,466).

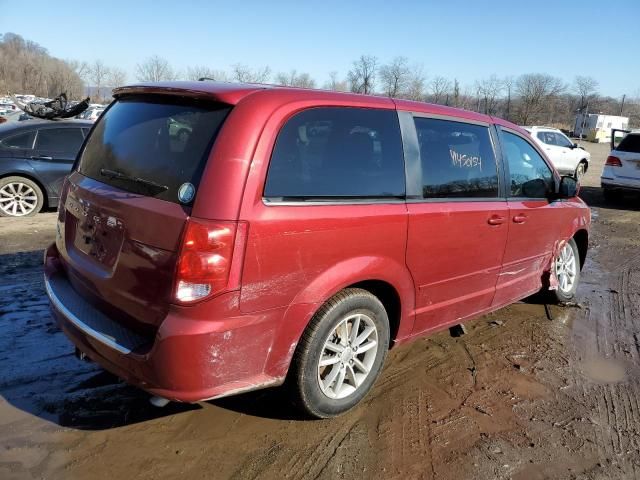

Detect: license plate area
67,196,125,269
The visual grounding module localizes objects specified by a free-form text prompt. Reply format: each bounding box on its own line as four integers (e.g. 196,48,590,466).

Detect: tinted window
0,131,35,149
536,131,556,145
78,96,231,204
617,133,640,153
502,132,553,197
36,128,84,152
414,118,498,198
264,107,405,198
554,132,573,148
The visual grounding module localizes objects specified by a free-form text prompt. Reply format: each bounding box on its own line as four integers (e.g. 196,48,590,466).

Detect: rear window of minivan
264,107,405,199
78,96,231,204
617,133,640,153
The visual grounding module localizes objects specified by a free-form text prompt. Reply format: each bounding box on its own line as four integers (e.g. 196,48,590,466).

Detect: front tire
551,238,580,303
575,161,587,180
0,176,44,217
289,288,390,418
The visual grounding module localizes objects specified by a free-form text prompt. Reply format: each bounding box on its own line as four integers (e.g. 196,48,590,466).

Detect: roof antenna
198,77,216,82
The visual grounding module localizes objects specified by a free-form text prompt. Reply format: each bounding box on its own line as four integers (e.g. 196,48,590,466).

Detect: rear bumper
601,166,640,191
44,243,286,402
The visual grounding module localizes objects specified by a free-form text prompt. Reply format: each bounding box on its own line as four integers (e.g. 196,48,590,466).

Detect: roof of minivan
114,81,525,133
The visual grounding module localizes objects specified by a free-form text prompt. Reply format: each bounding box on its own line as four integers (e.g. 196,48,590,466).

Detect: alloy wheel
0,182,38,216
555,243,577,293
317,313,378,400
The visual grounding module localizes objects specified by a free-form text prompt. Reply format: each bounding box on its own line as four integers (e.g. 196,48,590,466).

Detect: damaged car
44,82,590,418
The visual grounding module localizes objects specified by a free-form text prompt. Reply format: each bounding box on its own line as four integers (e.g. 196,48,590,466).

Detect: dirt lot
1,142,640,480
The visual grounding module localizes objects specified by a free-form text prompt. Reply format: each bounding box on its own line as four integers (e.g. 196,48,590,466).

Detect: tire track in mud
570,222,640,475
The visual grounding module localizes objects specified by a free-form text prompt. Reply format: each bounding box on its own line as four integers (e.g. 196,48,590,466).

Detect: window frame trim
497,125,560,200
402,112,506,202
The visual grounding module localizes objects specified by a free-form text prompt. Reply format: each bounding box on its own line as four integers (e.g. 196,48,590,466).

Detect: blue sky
1,0,638,97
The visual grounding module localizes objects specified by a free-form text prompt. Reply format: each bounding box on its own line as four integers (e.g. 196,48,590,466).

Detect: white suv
601,130,640,200
525,126,590,178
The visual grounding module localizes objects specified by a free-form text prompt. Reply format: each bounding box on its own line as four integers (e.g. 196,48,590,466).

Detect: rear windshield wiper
100,168,169,192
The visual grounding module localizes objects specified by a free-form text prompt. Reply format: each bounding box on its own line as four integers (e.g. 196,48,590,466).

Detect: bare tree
515,73,565,125
379,56,411,97
107,67,127,90
476,75,502,115
503,75,515,121
186,65,228,81
403,67,426,101
0,33,85,99
89,60,109,102
574,75,599,108
274,70,316,88
324,71,348,91
231,64,270,83
347,55,377,94
429,76,451,104
136,55,177,82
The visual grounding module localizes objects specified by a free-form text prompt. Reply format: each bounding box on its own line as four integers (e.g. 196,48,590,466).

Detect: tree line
1,33,638,129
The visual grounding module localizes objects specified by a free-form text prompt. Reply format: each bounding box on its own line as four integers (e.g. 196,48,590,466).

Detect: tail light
605,155,622,167
173,218,248,304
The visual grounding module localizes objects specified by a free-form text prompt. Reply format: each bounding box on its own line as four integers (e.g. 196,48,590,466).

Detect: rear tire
289,288,389,418
0,176,44,217
550,238,580,304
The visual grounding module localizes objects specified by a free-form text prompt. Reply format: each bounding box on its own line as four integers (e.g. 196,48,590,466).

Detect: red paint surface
46,82,591,402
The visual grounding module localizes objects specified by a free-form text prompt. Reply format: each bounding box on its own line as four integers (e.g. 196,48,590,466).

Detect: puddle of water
582,357,627,383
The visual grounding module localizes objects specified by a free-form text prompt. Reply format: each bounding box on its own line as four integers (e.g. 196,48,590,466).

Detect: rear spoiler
113,82,268,106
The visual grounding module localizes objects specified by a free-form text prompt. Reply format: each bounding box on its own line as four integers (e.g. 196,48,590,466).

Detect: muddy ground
1,142,640,480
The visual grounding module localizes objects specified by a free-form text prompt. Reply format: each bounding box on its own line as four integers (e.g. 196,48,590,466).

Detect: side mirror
572,143,579,149
558,175,578,198
522,178,549,198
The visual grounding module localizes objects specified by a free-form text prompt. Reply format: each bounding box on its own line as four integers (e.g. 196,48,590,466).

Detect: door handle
487,215,505,225
513,214,527,224
31,155,53,161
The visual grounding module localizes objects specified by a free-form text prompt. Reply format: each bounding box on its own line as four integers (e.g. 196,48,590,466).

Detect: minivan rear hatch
613,133,640,180
57,94,231,334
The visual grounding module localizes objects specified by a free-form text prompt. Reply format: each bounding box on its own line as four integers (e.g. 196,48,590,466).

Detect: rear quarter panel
235,93,416,370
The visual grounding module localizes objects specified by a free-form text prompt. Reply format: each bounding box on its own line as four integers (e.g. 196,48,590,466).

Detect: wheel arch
573,229,589,271
263,256,416,379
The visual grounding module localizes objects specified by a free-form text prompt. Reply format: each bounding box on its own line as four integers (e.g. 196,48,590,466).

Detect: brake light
606,155,622,167
174,219,248,304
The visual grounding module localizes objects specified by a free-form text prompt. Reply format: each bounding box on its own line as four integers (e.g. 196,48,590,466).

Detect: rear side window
0,131,35,149
36,128,84,152
78,96,231,203
617,134,640,153
414,118,499,198
264,107,405,198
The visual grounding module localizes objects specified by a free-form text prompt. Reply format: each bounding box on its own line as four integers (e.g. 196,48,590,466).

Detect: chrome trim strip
44,275,132,354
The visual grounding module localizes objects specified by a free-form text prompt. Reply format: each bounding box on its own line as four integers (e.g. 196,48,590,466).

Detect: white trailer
574,113,629,143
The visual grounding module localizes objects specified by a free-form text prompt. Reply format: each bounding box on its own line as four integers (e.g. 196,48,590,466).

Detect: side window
502,131,554,198
536,131,555,145
414,117,499,198
264,108,405,198
35,128,84,153
0,131,35,149
554,132,573,148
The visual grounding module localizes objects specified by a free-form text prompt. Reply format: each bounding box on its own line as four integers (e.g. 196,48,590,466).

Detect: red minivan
44,82,590,417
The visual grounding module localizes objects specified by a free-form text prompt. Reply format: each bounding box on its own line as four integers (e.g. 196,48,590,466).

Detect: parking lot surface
1,142,640,479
